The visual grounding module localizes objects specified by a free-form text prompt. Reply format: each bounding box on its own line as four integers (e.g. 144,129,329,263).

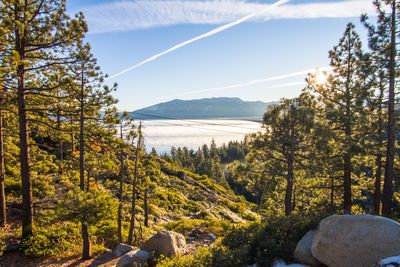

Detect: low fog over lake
137,120,262,153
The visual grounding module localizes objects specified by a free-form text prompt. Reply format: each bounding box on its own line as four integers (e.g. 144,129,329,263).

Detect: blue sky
66,0,374,111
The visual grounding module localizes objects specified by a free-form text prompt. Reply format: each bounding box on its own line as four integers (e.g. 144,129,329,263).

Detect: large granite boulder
116,249,152,267
140,230,187,257
311,215,400,267
293,230,320,266
112,243,136,257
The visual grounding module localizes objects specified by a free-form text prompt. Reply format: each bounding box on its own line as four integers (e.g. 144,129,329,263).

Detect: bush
164,218,230,236
158,247,213,267
211,211,330,267
23,223,80,257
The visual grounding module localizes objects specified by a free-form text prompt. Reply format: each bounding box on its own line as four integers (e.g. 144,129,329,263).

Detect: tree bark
144,187,149,227
343,153,352,214
15,6,33,239
373,154,382,214
285,153,294,216
118,123,124,243
79,66,90,260
0,109,6,227
128,122,141,244
382,0,397,217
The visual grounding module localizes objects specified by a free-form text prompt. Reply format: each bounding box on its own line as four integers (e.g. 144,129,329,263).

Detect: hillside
130,97,274,120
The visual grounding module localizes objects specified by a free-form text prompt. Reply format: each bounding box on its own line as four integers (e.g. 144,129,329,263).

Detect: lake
136,120,262,154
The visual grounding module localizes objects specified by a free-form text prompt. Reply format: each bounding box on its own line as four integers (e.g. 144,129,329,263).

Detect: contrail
106,0,289,80
169,67,331,98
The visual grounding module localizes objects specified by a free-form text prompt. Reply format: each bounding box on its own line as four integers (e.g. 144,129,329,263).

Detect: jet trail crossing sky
167,67,332,99
106,0,289,80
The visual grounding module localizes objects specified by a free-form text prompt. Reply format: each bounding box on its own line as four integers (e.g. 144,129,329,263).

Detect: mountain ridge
130,97,275,121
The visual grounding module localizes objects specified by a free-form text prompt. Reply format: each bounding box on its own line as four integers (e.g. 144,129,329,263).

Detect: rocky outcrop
311,215,400,267
293,230,320,266
140,230,187,257
112,243,136,257
116,249,152,267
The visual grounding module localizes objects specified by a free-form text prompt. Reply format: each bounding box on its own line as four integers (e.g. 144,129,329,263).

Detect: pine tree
0,0,87,240
117,112,135,243
67,43,117,259
128,121,143,244
307,23,367,214
362,0,400,216
253,95,315,215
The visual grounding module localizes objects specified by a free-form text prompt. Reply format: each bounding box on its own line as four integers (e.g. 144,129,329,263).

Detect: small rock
113,243,136,257
116,249,152,267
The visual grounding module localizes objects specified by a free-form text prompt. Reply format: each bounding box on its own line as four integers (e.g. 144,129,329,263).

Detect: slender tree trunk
285,154,294,216
343,27,353,215
373,154,382,214
71,120,75,155
343,153,352,214
79,68,90,260
373,78,385,215
118,123,124,243
0,109,6,227
382,0,397,217
128,122,141,244
144,187,149,227
291,182,296,212
57,109,63,174
15,13,33,239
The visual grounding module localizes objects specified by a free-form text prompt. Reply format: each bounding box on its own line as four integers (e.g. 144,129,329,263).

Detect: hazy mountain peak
130,97,275,120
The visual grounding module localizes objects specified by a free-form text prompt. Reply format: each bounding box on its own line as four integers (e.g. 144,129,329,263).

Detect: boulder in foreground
112,243,136,257
293,230,320,266
311,214,400,267
140,230,187,257
116,249,152,267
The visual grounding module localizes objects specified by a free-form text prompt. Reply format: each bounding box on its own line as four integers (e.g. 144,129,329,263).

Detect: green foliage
57,188,117,226
158,247,213,267
164,218,231,236
23,223,80,257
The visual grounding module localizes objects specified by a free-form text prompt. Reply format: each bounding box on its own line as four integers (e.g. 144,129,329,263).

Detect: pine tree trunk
118,123,124,243
128,123,141,244
373,154,382,214
382,0,397,217
16,20,33,239
285,154,294,216
81,222,90,259
343,153,352,214
57,110,63,174
144,188,149,227
343,27,353,215
79,69,90,260
0,109,6,227
373,78,385,215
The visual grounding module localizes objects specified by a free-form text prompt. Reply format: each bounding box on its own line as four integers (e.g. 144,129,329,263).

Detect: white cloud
81,0,375,34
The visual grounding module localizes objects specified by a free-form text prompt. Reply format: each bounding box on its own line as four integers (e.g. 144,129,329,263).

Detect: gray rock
293,230,320,266
140,230,187,257
311,214,400,267
112,243,136,257
116,249,152,267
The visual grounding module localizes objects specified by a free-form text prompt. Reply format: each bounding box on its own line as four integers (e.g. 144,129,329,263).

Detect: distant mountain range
129,97,275,121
